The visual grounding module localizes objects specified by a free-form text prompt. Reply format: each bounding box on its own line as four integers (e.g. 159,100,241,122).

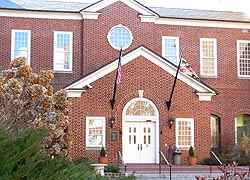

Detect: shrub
0,57,72,158
104,164,120,173
0,129,98,180
189,146,195,157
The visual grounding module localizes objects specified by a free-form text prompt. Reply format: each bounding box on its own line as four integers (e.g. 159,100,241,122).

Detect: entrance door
124,121,156,163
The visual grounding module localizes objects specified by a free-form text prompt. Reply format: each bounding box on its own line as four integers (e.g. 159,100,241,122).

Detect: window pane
211,115,220,148
12,30,30,64
163,37,179,65
87,117,105,147
201,39,216,76
239,42,250,76
176,119,194,148
108,25,132,50
125,100,156,116
54,32,72,71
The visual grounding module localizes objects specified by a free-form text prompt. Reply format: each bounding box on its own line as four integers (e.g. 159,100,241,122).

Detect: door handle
140,144,142,150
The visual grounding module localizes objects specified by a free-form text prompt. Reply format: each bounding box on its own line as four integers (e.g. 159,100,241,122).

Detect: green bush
104,164,120,173
0,129,99,180
0,127,136,180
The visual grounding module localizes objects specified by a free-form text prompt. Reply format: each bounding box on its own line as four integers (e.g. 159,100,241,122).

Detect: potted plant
98,146,108,164
188,146,197,165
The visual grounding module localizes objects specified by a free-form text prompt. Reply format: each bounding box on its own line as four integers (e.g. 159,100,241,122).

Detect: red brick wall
1,1,250,163
81,1,250,155
69,56,211,163
0,16,83,90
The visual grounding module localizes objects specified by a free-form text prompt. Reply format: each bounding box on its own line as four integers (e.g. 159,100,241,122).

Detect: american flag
116,50,122,84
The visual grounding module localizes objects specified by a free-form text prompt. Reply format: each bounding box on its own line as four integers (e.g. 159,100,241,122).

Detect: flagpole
110,48,122,110
166,51,183,111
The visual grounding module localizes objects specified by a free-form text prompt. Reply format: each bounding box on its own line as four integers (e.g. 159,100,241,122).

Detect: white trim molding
65,45,217,100
0,9,82,20
196,92,216,101
67,89,86,98
155,17,250,29
80,11,101,19
80,0,158,20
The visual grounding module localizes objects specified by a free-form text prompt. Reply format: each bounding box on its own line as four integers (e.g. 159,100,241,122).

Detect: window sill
200,75,218,78
238,76,250,79
86,147,105,151
54,70,73,74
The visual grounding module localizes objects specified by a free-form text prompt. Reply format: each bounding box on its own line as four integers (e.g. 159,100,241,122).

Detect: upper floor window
237,40,250,77
11,29,31,65
162,36,179,65
86,116,106,148
107,24,133,50
176,118,194,148
54,31,72,72
200,38,217,77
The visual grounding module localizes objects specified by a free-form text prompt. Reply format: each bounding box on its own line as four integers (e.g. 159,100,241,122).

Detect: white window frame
162,36,180,65
53,31,73,72
237,40,250,78
11,29,31,65
86,116,106,148
175,118,194,149
107,24,133,50
200,38,217,77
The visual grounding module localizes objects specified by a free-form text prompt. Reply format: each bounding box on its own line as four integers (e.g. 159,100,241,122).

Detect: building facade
1,0,250,164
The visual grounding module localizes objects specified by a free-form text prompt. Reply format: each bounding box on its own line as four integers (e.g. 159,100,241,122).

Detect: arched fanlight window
125,100,156,116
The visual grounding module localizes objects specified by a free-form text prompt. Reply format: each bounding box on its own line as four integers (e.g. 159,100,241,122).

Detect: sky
52,0,250,13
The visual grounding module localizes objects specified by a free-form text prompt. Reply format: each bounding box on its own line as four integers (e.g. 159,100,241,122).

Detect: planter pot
98,157,109,164
188,157,197,165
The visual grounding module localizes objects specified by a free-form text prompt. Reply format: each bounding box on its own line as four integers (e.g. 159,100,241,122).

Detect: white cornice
139,15,158,23
1,8,249,29
67,89,86,98
65,46,216,100
80,0,158,20
80,11,101,19
0,9,82,20
155,17,250,29
81,0,157,16
196,92,217,101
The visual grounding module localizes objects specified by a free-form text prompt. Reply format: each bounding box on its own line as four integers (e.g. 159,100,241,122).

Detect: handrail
159,151,172,180
159,151,170,165
117,150,126,172
210,150,223,174
210,151,223,165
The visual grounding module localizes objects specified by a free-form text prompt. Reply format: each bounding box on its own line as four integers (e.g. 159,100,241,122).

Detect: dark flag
116,53,122,84
166,52,183,111
110,48,122,110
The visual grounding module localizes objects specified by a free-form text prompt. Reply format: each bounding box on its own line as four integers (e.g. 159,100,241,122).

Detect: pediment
66,45,217,101
80,0,159,21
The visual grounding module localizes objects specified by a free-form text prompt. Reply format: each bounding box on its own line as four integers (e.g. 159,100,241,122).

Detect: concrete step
134,173,223,180
119,164,249,180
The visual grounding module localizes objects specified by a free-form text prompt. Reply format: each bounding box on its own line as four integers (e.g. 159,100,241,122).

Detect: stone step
119,164,249,180
134,173,223,180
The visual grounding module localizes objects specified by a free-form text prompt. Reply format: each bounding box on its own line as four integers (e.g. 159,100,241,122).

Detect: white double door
124,121,156,163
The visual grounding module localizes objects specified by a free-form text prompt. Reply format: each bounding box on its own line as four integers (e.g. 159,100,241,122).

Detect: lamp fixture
168,118,175,129
110,116,115,128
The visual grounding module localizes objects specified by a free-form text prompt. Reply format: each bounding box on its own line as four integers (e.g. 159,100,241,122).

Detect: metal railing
210,150,223,173
159,151,172,180
117,150,126,172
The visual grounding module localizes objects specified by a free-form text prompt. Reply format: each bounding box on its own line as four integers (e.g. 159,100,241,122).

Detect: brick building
1,0,250,164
